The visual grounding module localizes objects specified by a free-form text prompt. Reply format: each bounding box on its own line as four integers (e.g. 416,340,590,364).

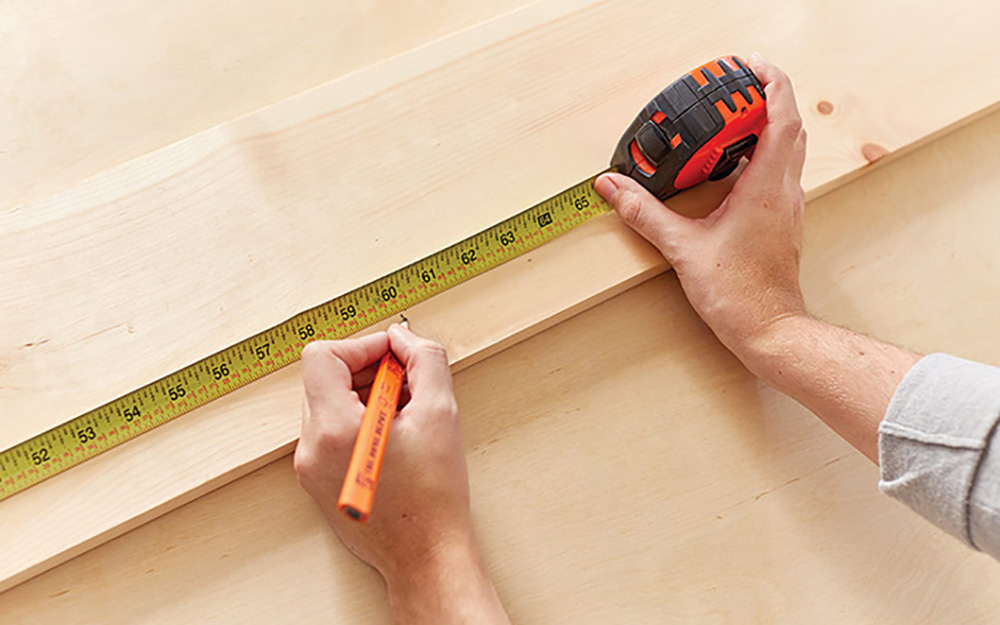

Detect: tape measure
0,177,610,501
0,55,765,501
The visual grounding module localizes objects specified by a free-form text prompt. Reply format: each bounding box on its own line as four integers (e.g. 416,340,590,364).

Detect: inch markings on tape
0,174,611,501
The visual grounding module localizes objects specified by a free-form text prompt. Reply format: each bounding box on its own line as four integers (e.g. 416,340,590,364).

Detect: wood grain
0,0,531,207
3,107,1000,621
3,0,1000,592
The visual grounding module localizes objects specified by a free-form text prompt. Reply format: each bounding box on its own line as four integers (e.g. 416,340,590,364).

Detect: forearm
385,539,511,625
736,313,921,463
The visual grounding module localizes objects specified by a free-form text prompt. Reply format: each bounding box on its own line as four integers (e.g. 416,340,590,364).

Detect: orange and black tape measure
611,55,766,199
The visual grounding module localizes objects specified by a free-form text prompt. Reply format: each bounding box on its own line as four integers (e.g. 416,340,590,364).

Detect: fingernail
594,174,619,201
749,50,769,66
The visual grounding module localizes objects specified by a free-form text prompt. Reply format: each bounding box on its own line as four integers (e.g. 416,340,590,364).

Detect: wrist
728,310,817,379
384,534,508,625
696,281,806,360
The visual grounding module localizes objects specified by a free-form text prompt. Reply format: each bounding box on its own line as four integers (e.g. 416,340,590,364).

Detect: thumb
594,173,692,258
387,324,454,404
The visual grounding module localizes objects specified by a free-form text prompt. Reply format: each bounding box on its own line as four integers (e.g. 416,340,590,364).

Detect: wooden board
4,0,1000,592
3,107,1000,621
0,0,532,208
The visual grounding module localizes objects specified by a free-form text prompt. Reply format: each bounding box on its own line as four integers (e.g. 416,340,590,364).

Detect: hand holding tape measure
340,55,767,521
0,55,767,507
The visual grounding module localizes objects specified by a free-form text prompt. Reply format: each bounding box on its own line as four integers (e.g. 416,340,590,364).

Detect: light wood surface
4,0,1000,592
3,107,1000,621
0,0,531,208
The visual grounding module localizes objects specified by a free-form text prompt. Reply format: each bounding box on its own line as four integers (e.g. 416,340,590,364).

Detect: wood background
5,0,1000,590
4,109,1000,621
3,0,1000,620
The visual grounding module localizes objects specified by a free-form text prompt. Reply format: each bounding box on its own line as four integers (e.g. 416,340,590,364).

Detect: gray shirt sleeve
879,353,1000,560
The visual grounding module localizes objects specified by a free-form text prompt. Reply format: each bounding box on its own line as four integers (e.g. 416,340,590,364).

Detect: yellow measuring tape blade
0,174,611,501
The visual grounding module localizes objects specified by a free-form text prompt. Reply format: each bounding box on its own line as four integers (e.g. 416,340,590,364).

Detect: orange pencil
338,333,406,522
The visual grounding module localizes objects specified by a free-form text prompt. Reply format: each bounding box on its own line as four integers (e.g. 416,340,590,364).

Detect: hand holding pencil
294,323,479,580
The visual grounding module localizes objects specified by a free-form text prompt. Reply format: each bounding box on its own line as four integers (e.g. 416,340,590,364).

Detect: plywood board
3,107,1000,621
3,0,1000,591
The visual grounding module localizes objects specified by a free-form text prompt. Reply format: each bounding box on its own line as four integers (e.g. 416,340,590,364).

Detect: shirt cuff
878,353,1000,550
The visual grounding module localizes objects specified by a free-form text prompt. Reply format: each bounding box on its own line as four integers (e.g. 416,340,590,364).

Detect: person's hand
594,53,807,357
294,324,510,624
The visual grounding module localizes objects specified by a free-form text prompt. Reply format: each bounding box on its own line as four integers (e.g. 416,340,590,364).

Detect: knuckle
787,184,806,213
615,190,646,228
293,446,316,482
416,339,449,364
766,66,792,91
408,390,459,421
427,393,460,419
300,341,329,364
779,115,803,142
315,421,353,451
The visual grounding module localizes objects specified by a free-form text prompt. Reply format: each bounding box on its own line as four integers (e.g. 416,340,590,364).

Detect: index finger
301,333,389,411
387,324,454,401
